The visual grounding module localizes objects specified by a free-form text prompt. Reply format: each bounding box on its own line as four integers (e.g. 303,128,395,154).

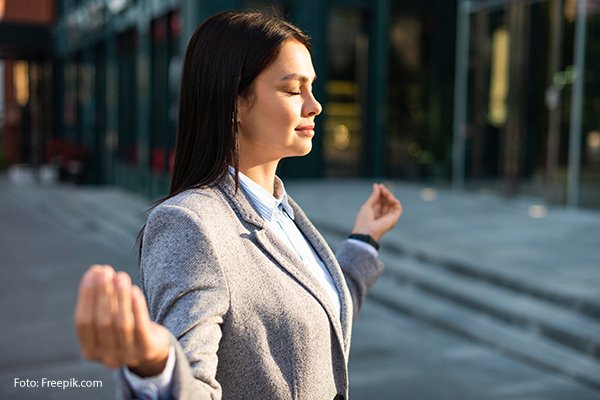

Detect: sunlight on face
237,40,323,167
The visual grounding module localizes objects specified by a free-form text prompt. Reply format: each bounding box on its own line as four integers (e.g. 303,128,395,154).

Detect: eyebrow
280,73,317,83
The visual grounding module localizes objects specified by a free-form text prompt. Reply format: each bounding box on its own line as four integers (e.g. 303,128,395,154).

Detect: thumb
131,285,153,345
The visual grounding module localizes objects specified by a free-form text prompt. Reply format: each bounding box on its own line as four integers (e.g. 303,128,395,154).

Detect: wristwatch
347,233,380,251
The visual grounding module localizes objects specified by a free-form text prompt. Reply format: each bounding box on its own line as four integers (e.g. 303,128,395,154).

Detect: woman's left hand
352,183,403,241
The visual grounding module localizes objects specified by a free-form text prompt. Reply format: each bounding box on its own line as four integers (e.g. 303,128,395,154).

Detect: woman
74,11,402,400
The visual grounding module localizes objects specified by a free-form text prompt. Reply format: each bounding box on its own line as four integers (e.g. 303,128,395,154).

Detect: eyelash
287,91,302,96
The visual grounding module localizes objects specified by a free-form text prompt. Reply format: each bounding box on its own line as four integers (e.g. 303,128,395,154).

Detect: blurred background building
0,0,599,208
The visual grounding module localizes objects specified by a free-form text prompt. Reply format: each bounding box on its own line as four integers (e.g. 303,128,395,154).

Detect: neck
237,159,280,195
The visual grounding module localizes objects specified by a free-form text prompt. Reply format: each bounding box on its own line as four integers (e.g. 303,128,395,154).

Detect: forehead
261,40,316,82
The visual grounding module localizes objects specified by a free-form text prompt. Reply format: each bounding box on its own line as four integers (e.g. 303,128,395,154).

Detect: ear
236,95,248,123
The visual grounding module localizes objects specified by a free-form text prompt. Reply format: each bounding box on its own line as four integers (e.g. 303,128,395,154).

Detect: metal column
567,0,588,208
366,0,390,178
452,0,471,189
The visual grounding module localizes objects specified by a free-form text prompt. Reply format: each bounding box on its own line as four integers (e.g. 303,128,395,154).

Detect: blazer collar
215,173,265,229
232,168,295,222
215,173,352,356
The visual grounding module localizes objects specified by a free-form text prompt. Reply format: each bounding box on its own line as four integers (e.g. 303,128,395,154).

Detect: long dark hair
137,11,311,257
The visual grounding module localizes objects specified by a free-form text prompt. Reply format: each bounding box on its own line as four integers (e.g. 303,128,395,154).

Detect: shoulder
144,186,239,241
159,186,223,210
150,186,230,222
142,186,239,252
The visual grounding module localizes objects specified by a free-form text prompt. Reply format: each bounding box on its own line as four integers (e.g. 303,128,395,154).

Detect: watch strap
348,233,380,251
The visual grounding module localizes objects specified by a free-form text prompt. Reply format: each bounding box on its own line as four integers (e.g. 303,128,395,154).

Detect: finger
365,183,381,206
373,201,383,218
74,265,104,360
378,184,391,200
381,201,403,228
94,266,119,366
131,285,153,351
379,185,401,212
131,286,171,371
379,184,394,203
115,272,134,364
384,192,397,214
389,194,403,214
75,265,102,328
381,185,401,207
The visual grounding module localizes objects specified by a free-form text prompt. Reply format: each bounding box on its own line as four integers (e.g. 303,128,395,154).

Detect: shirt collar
228,166,295,222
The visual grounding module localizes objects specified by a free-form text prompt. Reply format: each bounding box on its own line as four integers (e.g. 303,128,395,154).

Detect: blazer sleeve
335,239,384,318
114,203,230,400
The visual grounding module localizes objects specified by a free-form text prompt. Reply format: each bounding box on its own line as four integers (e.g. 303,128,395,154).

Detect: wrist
127,348,169,377
351,227,382,241
348,233,380,250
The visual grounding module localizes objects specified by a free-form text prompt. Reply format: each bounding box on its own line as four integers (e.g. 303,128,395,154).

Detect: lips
295,125,314,131
295,125,315,137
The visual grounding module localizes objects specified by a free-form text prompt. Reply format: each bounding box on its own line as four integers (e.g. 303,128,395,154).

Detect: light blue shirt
234,168,342,320
124,169,377,399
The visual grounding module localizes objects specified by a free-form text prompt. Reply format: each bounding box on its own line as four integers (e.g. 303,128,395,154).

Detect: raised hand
352,183,403,241
74,265,171,377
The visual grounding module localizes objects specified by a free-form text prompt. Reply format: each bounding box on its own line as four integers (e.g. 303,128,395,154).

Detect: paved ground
0,185,123,399
349,301,599,400
0,177,599,399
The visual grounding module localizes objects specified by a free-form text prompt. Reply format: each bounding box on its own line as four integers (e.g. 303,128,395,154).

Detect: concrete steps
372,277,600,391
2,183,148,256
318,227,600,392
380,251,600,361
315,220,600,322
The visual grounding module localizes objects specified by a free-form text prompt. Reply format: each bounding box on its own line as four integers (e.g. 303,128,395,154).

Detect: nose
303,91,322,117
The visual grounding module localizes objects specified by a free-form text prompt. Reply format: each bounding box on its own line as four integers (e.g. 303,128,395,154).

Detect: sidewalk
0,178,599,399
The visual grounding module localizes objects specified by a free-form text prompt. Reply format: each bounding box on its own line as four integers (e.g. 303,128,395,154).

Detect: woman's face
237,39,322,164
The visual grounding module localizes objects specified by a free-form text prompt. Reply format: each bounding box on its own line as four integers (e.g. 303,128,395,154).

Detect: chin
299,142,313,156
284,144,312,158
281,138,313,158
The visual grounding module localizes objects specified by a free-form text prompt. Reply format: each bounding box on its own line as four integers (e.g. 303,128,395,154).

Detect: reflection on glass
13,61,29,107
488,27,509,127
387,2,455,183
324,8,366,177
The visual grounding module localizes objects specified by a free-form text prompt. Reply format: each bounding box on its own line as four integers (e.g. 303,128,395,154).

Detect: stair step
315,220,600,321
75,187,149,227
3,185,145,255
371,276,600,391
380,250,600,360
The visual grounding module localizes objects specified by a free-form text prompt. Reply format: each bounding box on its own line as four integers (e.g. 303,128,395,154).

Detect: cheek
276,100,301,126
245,94,301,137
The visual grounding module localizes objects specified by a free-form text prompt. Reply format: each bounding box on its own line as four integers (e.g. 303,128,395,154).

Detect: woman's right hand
74,265,171,377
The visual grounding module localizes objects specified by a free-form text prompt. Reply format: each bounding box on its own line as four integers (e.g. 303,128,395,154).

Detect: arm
336,239,384,318
120,204,230,400
74,202,230,400
339,183,403,318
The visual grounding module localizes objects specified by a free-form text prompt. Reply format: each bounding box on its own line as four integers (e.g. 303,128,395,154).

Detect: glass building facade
454,0,600,209
2,0,598,209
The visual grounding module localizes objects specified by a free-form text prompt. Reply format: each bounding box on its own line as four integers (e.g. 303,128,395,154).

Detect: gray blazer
115,174,384,400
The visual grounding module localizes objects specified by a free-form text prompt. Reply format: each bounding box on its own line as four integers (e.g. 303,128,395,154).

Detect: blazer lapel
254,229,345,336
216,175,349,356
287,197,353,355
